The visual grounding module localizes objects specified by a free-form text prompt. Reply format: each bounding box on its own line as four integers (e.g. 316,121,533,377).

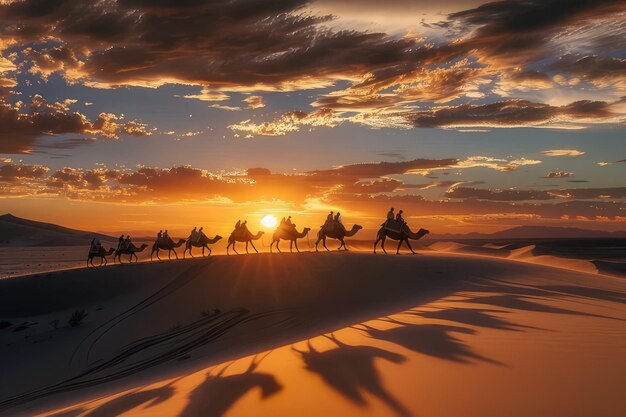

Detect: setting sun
261,215,278,228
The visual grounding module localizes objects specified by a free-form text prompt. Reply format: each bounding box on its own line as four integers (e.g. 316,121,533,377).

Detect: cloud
543,171,574,178
408,98,623,129
229,108,342,136
446,186,626,201
243,95,265,109
542,149,586,157
0,163,49,181
0,95,151,153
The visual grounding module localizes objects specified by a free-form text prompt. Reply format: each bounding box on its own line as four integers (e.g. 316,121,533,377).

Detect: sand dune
0,252,625,417
0,214,116,248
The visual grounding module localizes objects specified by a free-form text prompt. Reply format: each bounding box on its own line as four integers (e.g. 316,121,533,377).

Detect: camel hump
157,236,173,246
383,219,405,233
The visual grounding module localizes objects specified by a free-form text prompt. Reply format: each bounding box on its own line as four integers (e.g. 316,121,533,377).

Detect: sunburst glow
261,215,277,228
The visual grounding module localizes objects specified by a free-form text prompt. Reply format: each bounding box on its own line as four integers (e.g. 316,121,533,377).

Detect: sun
260,215,277,228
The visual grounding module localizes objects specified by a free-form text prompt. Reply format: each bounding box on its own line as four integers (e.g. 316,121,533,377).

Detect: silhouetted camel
226,228,264,255
179,355,281,417
183,234,222,258
315,224,362,251
292,334,410,417
151,238,186,260
374,224,429,254
114,243,148,264
87,247,115,267
270,227,310,253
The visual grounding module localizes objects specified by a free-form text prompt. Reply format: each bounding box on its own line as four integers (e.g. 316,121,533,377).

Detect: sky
0,0,625,238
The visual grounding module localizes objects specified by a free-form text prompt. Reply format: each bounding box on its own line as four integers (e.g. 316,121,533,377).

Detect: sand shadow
292,334,411,417
409,307,535,331
83,384,175,417
179,354,281,417
355,321,503,365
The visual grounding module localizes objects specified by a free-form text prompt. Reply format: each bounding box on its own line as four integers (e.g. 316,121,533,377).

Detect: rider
395,210,405,224
157,230,162,239
198,227,205,239
190,226,198,242
117,234,124,250
335,212,346,232
235,220,241,230
383,207,395,228
163,230,170,239
387,207,394,221
90,237,101,253
285,216,294,228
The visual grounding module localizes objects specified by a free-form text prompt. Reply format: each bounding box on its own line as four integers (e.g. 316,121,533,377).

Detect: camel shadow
83,384,175,417
292,334,411,417
409,307,535,331
354,320,503,365
459,293,621,320
179,354,281,417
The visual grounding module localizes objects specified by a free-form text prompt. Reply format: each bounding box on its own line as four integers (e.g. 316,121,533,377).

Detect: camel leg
405,239,416,254
232,242,239,255
249,241,259,253
322,237,330,252
206,246,211,256
103,257,107,266
269,240,274,253
245,241,250,254
294,240,300,253
396,239,403,255
290,240,293,253
276,240,282,253
173,248,178,259
381,236,388,254
373,236,379,253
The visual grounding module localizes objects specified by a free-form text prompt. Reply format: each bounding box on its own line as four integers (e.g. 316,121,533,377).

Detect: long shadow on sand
353,320,503,365
83,383,175,417
292,334,411,417
179,354,281,417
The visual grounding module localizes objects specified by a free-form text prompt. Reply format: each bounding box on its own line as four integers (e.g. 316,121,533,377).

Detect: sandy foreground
0,252,625,417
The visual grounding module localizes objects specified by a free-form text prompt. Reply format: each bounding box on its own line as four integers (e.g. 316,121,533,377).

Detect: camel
151,238,186,260
182,234,222,258
226,228,264,255
374,224,429,255
87,247,115,267
270,226,311,253
114,243,149,263
315,224,362,251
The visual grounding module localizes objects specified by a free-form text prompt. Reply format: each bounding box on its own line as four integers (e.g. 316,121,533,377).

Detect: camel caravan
87,208,429,266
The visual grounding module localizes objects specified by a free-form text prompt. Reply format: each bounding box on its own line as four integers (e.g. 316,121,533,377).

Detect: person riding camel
90,237,101,253
198,227,205,239
335,212,346,232
157,230,162,239
396,210,405,224
117,234,124,250
190,226,199,243
235,220,241,230
285,216,295,229
163,230,170,242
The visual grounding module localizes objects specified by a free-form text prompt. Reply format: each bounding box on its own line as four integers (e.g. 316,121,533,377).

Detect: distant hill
0,214,116,247
428,225,626,240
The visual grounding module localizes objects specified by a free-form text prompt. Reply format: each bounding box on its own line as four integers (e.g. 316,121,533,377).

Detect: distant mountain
428,225,626,240
0,214,116,247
